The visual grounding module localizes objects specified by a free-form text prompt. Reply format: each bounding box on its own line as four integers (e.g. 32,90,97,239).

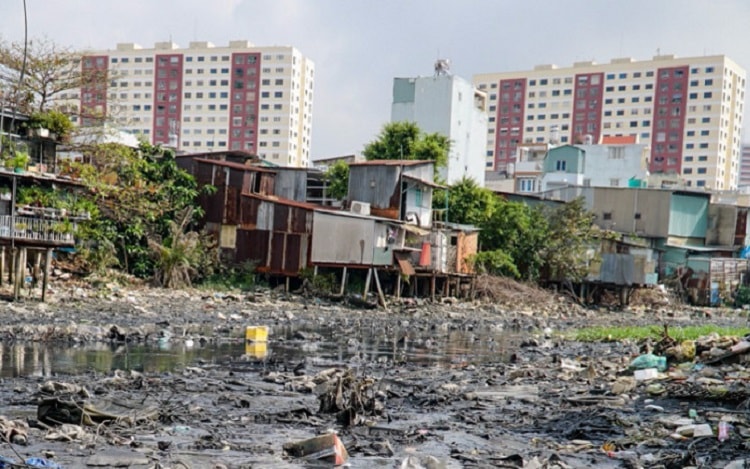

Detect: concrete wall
589,188,672,237
391,75,487,185
576,143,649,188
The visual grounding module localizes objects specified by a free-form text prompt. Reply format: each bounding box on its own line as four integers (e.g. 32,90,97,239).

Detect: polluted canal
1,285,750,468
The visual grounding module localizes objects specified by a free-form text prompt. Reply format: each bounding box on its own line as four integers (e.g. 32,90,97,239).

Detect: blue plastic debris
0,455,16,469
25,458,63,468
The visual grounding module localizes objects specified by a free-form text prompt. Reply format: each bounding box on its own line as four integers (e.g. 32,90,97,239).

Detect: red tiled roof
600,135,637,144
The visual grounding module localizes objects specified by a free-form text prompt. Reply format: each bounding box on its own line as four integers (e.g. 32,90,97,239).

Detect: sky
1,0,749,161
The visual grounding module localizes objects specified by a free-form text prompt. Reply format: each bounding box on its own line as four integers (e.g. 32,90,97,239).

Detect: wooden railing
0,215,76,244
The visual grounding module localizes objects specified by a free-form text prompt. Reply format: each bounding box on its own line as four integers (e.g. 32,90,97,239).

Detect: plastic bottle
629,353,667,372
718,421,730,442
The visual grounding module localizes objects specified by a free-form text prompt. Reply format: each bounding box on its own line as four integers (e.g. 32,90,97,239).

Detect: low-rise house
347,160,441,228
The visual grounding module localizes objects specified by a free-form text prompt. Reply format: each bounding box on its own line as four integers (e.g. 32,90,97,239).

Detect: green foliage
199,261,258,291
363,121,449,168
442,178,595,283
28,109,74,138
574,325,750,342
72,141,215,282
323,160,350,200
443,177,497,225
539,197,597,282
479,200,548,280
735,285,750,307
148,207,212,288
470,250,519,278
5,150,29,170
300,267,337,293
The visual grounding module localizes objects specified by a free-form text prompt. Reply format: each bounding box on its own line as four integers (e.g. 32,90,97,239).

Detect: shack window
451,236,458,246
602,212,612,220
415,187,423,207
253,174,262,193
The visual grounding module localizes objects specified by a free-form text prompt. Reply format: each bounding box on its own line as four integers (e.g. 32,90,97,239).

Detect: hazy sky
1,0,749,160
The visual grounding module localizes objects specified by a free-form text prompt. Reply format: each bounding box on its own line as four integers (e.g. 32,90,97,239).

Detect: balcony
0,214,76,246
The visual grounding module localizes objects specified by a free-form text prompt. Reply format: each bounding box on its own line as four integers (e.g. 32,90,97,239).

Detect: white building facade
391,73,487,185
475,54,746,190
62,41,314,167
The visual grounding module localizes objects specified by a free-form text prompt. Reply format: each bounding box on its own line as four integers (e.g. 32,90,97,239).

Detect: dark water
0,323,518,377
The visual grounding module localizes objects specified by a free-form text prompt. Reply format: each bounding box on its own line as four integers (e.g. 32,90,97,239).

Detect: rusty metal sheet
224,186,240,224
270,233,285,272
205,185,225,224
237,229,270,268
273,204,289,232
290,207,309,234
284,234,302,272
239,195,259,227
396,257,416,276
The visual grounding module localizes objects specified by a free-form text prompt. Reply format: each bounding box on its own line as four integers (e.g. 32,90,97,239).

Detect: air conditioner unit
350,201,371,216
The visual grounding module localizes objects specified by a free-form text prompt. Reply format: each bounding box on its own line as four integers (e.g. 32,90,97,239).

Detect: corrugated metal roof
402,174,446,189
349,159,434,167
244,193,320,210
194,158,277,173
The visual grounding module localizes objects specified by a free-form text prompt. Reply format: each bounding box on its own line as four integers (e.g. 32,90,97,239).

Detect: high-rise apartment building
391,66,488,185
740,144,750,187
67,40,314,167
474,54,745,190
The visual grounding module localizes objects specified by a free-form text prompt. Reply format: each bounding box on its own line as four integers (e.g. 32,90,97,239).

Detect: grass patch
573,325,750,342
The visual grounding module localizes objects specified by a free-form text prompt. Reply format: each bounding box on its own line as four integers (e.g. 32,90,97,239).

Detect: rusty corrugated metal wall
235,195,313,275
348,166,401,219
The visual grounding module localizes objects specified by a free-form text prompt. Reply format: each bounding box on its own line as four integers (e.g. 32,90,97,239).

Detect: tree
440,177,497,225
540,197,597,282
0,36,107,114
478,200,549,280
75,141,215,279
323,160,349,200
363,122,449,168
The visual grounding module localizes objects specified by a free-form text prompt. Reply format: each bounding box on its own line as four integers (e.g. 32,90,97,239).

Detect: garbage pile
597,327,750,467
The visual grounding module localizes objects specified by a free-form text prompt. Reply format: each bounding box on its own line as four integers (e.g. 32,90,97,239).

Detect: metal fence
0,215,75,244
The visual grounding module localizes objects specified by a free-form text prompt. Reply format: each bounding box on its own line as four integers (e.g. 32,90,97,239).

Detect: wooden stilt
14,247,24,300
285,276,290,292
363,268,372,299
430,274,436,301
396,274,402,299
33,250,41,286
42,249,52,302
339,267,347,296
373,268,388,311
0,246,4,286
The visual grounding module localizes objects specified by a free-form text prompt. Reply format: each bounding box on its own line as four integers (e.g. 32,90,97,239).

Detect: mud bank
0,283,748,468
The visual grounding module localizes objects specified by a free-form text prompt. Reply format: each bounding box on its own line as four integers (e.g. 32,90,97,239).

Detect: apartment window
696,180,706,187
683,168,693,174
704,92,713,98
